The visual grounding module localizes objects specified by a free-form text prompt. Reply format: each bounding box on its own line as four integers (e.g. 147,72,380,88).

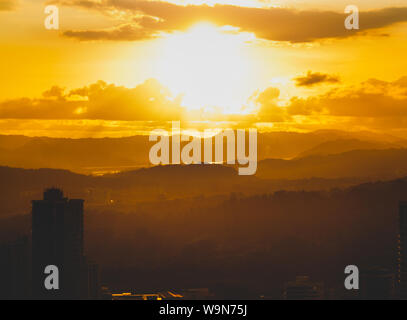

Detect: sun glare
153,23,257,115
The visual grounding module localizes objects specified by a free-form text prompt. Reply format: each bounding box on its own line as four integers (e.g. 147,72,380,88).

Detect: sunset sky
1,0,407,137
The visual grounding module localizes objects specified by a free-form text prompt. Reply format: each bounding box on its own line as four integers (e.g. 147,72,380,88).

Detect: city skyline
1,185,407,299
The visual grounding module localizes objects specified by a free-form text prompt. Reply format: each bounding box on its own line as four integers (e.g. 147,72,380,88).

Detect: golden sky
1,0,407,137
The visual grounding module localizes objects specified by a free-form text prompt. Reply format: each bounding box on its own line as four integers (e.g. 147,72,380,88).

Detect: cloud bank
57,1,407,42
0,79,185,121
2,75,407,133
254,76,407,129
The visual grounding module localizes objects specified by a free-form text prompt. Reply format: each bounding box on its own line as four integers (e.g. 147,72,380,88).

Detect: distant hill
257,148,407,180
0,135,152,174
260,129,407,158
0,162,377,217
0,130,405,174
295,139,402,158
106,163,240,181
0,164,256,216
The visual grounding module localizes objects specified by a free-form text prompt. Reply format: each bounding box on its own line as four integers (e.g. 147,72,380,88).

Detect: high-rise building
398,201,407,299
31,188,86,299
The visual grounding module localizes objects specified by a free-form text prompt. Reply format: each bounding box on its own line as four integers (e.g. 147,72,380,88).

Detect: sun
153,22,256,115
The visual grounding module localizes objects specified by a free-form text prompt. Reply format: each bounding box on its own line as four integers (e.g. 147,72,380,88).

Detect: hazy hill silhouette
4,146,407,215
0,165,369,217
0,130,405,174
295,138,401,159
0,135,151,174
105,163,241,181
257,149,407,180
0,164,256,216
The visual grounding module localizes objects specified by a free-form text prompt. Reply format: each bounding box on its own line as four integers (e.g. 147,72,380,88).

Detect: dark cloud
0,79,185,121
0,0,17,10
63,24,156,41
294,71,340,87
56,1,407,42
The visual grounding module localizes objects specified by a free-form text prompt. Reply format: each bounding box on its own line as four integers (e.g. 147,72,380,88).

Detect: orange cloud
2,75,407,133
288,77,407,117
252,87,291,122
251,75,407,131
0,79,185,121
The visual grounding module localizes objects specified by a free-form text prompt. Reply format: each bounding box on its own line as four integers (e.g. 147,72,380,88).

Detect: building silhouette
361,267,395,300
398,201,407,299
32,188,96,299
283,276,324,300
0,237,31,299
87,262,100,299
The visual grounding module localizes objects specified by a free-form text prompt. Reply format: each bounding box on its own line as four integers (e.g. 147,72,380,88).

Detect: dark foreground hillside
1,175,406,298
